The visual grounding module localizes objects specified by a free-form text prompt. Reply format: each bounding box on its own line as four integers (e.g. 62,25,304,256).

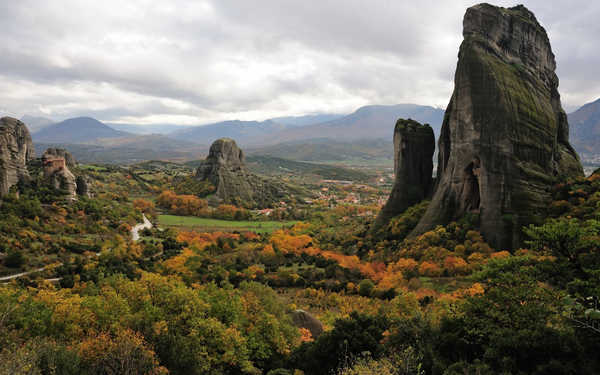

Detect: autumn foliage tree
133,199,156,215
157,190,209,216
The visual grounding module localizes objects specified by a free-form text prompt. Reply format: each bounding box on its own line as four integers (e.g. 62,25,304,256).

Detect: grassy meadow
158,214,297,233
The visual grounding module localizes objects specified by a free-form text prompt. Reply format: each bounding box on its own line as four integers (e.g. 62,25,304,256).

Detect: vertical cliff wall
0,117,34,196
374,119,435,229
412,4,583,249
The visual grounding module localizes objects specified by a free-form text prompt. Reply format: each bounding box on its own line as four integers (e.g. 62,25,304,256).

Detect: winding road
0,267,48,281
131,213,153,241
1,214,152,282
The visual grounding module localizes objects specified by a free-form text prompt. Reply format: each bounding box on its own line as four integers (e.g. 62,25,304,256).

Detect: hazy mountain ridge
269,113,344,127
169,119,289,145
22,99,600,169
32,117,129,143
259,104,445,146
107,123,190,135
569,98,600,158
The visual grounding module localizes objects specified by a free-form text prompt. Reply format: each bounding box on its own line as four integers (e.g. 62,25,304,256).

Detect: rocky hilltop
411,4,583,249
374,119,435,229
42,148,78,200
196,138,255,205
42,147,76,167
196,138,305,208
0,117,35,196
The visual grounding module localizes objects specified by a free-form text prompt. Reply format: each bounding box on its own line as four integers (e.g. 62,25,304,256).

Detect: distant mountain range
261,104,445,146
107,123,190,135
16,104,446,165
20,100,599,167
33,117,129,143
168,104,444,147
569,98,600,160
30,117,203,164
269,113,344,127
169,120,289,145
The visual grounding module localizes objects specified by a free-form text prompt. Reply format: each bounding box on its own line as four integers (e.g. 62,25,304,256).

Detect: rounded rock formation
291,309,324,339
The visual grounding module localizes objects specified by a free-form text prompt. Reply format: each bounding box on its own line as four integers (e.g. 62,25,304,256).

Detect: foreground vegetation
1,161,599,374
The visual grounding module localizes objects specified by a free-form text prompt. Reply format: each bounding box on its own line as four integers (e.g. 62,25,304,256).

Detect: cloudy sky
1,1,598,125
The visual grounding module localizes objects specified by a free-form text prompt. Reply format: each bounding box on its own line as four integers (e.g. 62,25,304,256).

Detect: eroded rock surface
42,147,76,167
412,4,583,249
374,119,435,229
76,175,91,198
42,148,77,200
291,309,324,339
196,138,302,208
0,117,34,195
196,138,255,205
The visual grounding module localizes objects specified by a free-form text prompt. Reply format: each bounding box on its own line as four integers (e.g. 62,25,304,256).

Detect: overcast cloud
1,1,598,125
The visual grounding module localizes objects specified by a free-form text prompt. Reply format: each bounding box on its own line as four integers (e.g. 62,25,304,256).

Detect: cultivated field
158,214,297,233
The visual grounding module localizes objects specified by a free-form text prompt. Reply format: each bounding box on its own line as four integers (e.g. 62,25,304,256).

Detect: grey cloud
0,0,598,124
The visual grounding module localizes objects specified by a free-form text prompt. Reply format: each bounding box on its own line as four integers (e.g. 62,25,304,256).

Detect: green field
158,215,297,233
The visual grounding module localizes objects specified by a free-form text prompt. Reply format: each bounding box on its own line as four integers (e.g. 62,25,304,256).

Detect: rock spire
374,119,435,229
411,3,583,249
0,117,34,196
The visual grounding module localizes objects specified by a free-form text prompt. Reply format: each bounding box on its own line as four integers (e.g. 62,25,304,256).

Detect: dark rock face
0,117,35,196
76,175,91,198
291,310,324,339
196,138,300,208
374,119,435,229
196,138,246,181
412,4,583,249
196,138,255,205
42,148,77,200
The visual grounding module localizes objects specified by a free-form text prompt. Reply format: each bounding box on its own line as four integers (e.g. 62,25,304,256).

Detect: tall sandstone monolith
0,117,35,196
374,119,435,229
196,138,255,205
412,4,583,249
196,138,308,208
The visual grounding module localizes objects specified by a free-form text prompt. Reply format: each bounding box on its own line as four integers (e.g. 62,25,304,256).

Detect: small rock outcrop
374,119,435,229
196,138,300,207
42,147,76,167
412,4,584,249
291,310,324,339
76,175,91,198
42,148,77,200
0,117,35,196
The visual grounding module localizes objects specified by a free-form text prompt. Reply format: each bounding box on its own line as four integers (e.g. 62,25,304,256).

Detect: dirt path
0,267,47,281
131,213,152,241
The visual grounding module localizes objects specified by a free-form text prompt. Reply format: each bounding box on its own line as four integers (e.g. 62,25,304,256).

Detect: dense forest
1,152,599,374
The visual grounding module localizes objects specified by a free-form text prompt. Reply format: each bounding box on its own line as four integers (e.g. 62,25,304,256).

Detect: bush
4,249,24,268
358,279,375,297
